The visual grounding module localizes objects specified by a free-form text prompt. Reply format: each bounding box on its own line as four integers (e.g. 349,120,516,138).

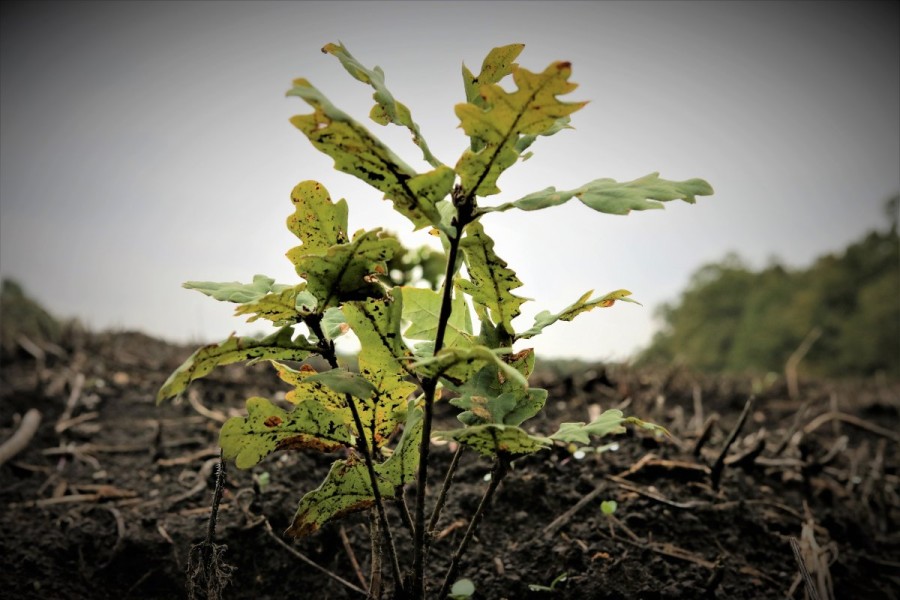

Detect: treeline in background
639,198,899,378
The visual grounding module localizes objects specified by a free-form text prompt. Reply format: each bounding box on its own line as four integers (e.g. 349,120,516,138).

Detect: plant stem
411,205,470,598
436,455,510,600
427,445,463,534
309,317,405,596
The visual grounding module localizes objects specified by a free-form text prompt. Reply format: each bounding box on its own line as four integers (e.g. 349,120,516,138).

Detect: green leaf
450,578,476,599
514,116,572,157
455,60,586,197
456,222,527,335
286,405,422,536
304,369,377,399
411,345,526,389
445,347,546,426
183,274,290,304
323,42,444,169
234,285,311,325
220,397,352,469
600,500,618,516
289,228,401,310
436,424,551,458
450,389,547,427
517,289,641,340
321,306,349,338
549,410,627,445
157,328,317,403
286,180,349,256
483,173,715,215
400,286,473,349
288,78,453,230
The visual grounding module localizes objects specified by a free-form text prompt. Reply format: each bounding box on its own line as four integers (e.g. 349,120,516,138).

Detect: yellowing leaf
157,328,316,404
234,285,310,325
289,228,401,310
286,406,422,536
455,61,585,197
288,78,453,230
286,180,349,256
456,222,527,335
220,396,352,469
323,42,444,168
344,297,414,379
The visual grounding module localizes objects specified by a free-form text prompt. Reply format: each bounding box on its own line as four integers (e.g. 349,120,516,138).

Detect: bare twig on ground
262,518,367,596
0,408,42,466
188,389,228,423
339,525,368,590
691,414,718,457
710,396,755,489
789,536,821,600
55,372,86,433
786,327,822,400
543,486,604,539
803,411,900,444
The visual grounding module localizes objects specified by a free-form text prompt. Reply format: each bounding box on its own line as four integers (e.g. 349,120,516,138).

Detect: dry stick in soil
0,408,42,466
710,395,755,490
436,455,510,600
789,536,822,600
262,518,368,597
187,451,233,600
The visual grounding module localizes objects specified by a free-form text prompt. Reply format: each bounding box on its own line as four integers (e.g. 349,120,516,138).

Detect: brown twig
790,536,821,600
802,411,900,444
55,372,85,433
437,455,509,600
691,414,718,457
542,486,604,539
786,326,822,400
262,518,367,596
710,396,755,490
0,408,42,466
605,475,708,510
339,525,368,590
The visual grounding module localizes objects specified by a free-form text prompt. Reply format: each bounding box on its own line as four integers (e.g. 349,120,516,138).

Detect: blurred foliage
1,279,63,357
380,233,446,291
640,197,900,378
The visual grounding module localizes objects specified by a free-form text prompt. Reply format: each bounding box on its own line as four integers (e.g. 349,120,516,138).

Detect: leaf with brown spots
516,289,641,340
220,397,352,469
455,58,586,197
157,328,318,404
288,228,402,310
456,222,527,335
288,78,453,230
286,405,422,536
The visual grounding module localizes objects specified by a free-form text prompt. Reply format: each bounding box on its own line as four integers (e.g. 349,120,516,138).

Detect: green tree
641,201,900,378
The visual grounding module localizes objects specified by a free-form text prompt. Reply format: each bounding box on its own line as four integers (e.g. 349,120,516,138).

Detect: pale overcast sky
1,1,898,360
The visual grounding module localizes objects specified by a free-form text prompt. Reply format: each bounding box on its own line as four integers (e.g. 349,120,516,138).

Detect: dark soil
1,329,898,599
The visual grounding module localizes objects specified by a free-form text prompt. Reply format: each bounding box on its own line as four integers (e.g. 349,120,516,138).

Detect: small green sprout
600,500,618,516
449,578,476,599
528,572,568,592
